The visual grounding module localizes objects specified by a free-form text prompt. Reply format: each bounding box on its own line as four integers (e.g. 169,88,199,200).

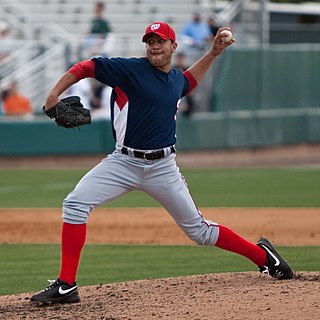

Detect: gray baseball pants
62,148,219,246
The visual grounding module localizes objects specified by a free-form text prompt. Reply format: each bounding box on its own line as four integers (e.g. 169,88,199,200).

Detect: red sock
59,222,86,285
215,225,266,266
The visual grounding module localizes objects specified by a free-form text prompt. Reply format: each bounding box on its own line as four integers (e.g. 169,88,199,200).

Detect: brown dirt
0,208,319,246
0,207,319,320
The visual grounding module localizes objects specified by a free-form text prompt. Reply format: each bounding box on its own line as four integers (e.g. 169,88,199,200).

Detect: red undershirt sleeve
68,60,95,81
183,70,198,95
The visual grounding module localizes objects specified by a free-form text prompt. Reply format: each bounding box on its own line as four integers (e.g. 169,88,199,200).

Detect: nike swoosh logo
58,286,77,295
261,245,280,266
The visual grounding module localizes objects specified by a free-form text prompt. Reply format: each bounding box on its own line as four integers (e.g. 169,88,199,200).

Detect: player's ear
172,42,177,52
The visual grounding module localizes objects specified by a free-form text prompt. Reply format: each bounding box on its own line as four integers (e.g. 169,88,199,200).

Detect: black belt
121,146,176,160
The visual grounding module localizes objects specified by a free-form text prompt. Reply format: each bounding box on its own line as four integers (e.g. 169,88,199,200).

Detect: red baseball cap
142,22,176,43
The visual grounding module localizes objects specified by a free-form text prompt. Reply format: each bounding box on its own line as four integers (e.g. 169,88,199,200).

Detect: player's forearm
45,72,78,110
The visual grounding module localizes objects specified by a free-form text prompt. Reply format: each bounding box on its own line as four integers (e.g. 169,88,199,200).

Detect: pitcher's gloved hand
43,96,91,129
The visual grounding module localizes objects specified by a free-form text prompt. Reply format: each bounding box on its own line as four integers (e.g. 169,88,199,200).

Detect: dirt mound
0,272,319,320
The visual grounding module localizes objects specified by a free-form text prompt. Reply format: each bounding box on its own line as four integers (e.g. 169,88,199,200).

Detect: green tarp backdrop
1,45,320,156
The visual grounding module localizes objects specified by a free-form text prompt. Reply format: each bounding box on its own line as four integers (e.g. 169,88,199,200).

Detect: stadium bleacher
2,0,319,114
7,0,212,57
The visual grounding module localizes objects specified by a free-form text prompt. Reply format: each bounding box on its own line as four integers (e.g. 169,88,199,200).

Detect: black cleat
30,279,80,305
257,237,294,280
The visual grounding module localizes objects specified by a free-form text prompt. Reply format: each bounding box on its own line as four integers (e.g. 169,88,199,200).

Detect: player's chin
150,57,168,69
149,54,163,64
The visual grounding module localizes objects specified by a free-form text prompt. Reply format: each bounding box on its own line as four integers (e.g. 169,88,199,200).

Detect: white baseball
220,30,233,43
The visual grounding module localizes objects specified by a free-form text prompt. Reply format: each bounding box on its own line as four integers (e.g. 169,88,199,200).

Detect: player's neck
155,65,171,73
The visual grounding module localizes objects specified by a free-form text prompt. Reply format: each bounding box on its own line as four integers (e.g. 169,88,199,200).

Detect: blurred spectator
0,77,9,102
173,52,195,117
2,81,33,118
90,1,111,35
90,80,105,111
179,12,211,51
81,1,113,58
207,16,220,38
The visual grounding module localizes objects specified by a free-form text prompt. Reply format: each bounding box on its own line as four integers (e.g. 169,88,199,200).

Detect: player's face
145,35,177,72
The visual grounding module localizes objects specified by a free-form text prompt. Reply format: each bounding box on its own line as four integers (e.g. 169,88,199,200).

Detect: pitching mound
0,272,319,319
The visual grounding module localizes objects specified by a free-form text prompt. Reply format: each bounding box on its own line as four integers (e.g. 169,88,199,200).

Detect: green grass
1,243,319,295
1,167,319,295
1,167,320,207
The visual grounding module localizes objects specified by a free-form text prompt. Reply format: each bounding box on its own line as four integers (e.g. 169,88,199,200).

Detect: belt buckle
143,151,153,160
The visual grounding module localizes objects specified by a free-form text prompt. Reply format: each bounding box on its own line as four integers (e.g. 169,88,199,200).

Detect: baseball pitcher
31,22,293,305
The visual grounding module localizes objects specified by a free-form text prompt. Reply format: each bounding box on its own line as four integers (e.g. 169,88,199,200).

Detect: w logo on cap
151,23,161,31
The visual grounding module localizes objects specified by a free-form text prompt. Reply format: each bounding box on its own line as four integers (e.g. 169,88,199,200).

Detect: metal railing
0,40,68,112
1,0,33,39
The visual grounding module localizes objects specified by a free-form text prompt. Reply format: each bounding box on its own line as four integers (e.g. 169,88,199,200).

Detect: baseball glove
43,96,91,129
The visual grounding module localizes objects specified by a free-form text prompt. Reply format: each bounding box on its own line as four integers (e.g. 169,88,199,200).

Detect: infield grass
1,243,319,295
1,167,320,207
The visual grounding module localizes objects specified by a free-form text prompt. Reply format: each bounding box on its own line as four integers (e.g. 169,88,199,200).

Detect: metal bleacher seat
14,0,210,57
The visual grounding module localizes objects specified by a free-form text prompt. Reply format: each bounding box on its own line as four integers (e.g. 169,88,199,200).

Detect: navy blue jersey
92,57,194,150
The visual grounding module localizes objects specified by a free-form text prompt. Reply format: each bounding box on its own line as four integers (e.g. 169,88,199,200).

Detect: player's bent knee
62,199,92,224
183,223,219,246
189,234,215,246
